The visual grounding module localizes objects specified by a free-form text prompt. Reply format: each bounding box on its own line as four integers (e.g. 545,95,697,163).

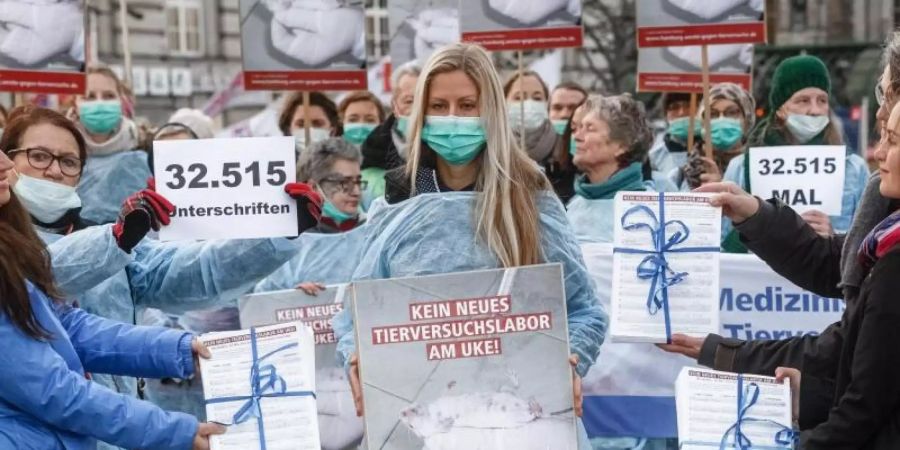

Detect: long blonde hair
405,43,551,268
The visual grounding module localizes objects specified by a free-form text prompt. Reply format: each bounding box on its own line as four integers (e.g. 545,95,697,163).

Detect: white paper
199,322,320,450
747,146,846,216
676,367,792,450
153,136,298,241
611,192,721,343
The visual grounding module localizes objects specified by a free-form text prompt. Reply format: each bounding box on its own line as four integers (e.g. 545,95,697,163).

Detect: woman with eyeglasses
2,106,323,445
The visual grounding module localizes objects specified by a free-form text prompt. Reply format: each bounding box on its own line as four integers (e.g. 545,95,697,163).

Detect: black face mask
147,123,199,175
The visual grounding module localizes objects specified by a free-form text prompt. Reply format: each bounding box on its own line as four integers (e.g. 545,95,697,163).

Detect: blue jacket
77,151,151,225
0,282,197,450
41,229,300,403
331,192,608,377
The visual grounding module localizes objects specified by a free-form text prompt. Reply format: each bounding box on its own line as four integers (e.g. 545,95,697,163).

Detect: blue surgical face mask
710,118,744,151
421,115,486,166
322,200,355,224
507,100,549,131
12,171,82,223
785,114,830,144
569,136,577,156
395,115,410,138
79,100,123,134
552,119,568,136
667,117,701,141
343,123,377,146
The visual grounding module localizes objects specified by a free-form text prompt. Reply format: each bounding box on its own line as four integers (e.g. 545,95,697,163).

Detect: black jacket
699,199,900,447
361,114,406,172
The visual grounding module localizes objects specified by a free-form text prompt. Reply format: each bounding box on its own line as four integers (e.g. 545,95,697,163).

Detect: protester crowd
1,31,899,450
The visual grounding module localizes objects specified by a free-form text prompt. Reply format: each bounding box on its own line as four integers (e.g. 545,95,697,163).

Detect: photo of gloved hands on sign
241,0,365,70
464,0,580,30
640,43,754,76
389,0,460,68
654,0,764,23
0,0,84,70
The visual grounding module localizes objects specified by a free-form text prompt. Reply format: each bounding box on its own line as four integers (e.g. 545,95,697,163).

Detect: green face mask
667,117,702,141
569,136,577,156
552,119,568,136
79,100,123,134
343,123,377,146
322,200,355,224
395,115,410,138
421,115,486,166
710,118,744,151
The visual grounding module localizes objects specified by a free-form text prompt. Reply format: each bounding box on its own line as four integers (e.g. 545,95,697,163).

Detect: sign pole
302,91,311,150
517,50,525,152
701,45,712,159
687,94,697,153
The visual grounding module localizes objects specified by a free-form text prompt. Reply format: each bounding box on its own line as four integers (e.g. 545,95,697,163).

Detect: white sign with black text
153,136,298,241
748,146,846,216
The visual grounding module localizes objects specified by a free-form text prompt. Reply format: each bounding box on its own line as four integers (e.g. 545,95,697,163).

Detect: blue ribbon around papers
205,327,316,450
612,192,719,343
680,374,798,449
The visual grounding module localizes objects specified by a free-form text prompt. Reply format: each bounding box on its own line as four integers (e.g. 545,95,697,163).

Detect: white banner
748,146,846,215
153,137,298,241
582,243,844,398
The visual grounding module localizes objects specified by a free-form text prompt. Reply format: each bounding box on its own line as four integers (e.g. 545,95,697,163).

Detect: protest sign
353,264,578,449
460,0,583,51
748,146,847,216
611,193,721,344
389,0,459,70
239,285,365,450
636,0,766,48
580,244,843,438
239,0,367,90
153,136,298,241
199,322,320,450
0,0,86,94
636,44,753,93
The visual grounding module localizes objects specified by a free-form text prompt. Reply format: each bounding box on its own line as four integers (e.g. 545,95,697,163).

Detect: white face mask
508,100,549,131
785,114,830,144
292,128,331,152
12,172,82,224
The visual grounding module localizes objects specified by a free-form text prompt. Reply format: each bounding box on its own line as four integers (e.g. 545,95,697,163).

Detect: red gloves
285,182,323,234
112,178,175,252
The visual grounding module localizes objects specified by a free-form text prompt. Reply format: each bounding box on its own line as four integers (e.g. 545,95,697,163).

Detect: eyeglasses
7,147,83,177
710,107,743,120
320,175,367,193
876,78,886,107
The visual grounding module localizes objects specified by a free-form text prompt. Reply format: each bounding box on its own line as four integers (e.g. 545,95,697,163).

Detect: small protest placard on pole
153,136,298,241
748,146,847,216
0,0,86,94
239,0,367,91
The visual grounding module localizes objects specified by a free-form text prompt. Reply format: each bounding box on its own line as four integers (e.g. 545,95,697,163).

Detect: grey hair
583,94,653,166
391,60,422,95
297,137,361,184
883,32,900,98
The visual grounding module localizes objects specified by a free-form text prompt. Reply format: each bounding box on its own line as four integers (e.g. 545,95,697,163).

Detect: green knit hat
768,55,831,113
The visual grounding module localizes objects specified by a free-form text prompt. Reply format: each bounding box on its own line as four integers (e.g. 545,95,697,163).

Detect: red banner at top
638,22,766,48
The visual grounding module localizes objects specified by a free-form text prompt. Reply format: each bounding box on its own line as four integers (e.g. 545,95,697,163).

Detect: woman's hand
192,422,226,450
656,333,705,360
570,354,583,417
698,156,723,185
693,182,760,224
775,367,801,423
295,282,325,296
349,353,364,417
192,338,211,381
800,210,834,237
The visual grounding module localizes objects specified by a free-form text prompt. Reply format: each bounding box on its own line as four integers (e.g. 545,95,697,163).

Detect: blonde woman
331,43,607,447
